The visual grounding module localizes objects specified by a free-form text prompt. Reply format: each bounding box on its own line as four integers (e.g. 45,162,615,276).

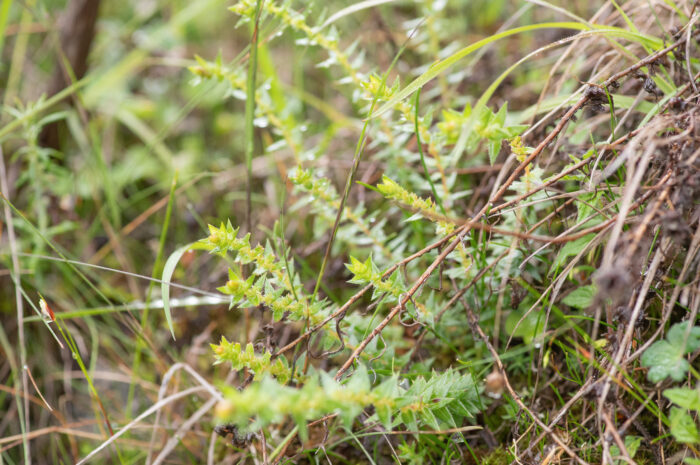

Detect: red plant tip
39,298,56,322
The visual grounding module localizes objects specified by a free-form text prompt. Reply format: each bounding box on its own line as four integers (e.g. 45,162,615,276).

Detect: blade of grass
372,22,663,119
245,0,264,233
604,86,617,140
160,241,211,339
52,318,125,462
0,324,30,461
127,173,178,417
609,0,642,36
0,141,30,463
525,0,589,24
448,27,665,164
268,425,298,463
321,0,400,28
372,22,590,119
2,0,33,115
474,28,658,111
160,244,193,340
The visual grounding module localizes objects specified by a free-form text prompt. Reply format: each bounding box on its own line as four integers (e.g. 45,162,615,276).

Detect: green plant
215,366,480,440
212,337,291,383
185,1,700,462
642,322,700,383
3,0,700,463
642,322,700,454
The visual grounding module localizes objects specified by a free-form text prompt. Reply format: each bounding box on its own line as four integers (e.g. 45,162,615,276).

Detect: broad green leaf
611,435,641,464
668,321,700,354
641,340,689,382
552,234,594,271
665,388,700,412
562,285,596,309
624,435,642,458
505,303,545,345
669,407,700,444
642,322,700,382
575,192,605,228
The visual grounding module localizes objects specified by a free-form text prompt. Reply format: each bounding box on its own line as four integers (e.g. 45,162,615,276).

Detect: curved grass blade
161,241,210,339
447,27,664,163
371,22,590,119
474,28,662,113
371,22,662,119
322,0,400,29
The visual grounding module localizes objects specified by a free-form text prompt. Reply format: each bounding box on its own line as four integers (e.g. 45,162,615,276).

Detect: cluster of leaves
290,167,397,259
215,366,480,440
212,337,291,384
203,221,327,324
642,322,700,453
197,1,531,449
346,255,406,302
641,321,700,383
438,103,526,164
666,390,700,449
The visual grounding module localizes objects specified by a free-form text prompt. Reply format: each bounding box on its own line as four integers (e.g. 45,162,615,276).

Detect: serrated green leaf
668,321,700,354
665,388,700,412
669,407,700,444
433,406,457,428
420,408,441,430
641,340,688,382
642,322,700,382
